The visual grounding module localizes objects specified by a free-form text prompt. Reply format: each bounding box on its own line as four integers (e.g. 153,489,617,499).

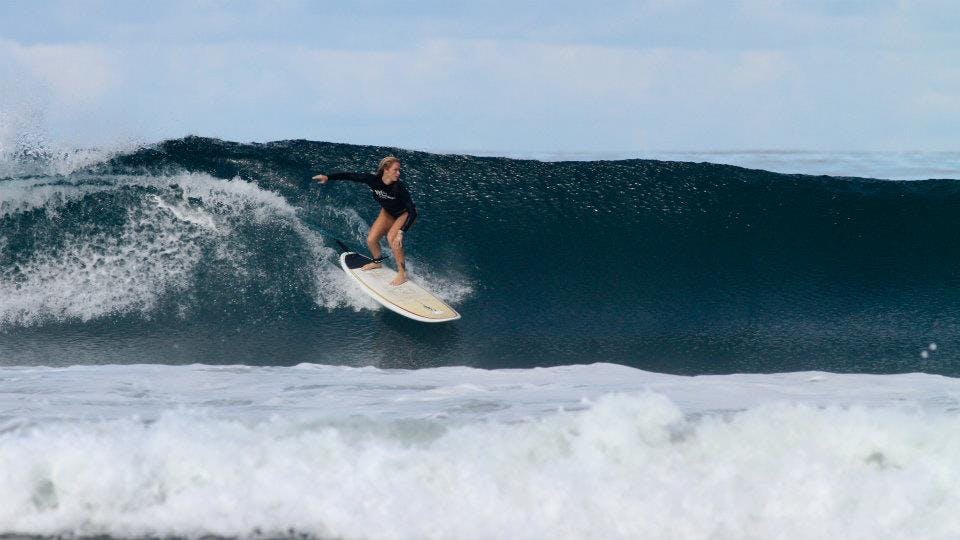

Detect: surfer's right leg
363,209,394,270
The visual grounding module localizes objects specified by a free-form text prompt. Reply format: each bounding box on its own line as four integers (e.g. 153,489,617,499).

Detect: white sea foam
0,174,233,326
295,205,379,312
1,363,959,539
0,172,471,325
406,260,475,305
0,199,206,325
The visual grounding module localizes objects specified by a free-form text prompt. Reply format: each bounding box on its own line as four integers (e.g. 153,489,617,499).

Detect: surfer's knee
367,229,385,244
385,231,399,252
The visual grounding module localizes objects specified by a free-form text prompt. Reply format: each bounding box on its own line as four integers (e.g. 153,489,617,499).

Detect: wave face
2,137,960,373
2,363,960,540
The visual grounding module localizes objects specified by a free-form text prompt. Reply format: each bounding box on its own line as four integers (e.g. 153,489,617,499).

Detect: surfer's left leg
387,213,409,286
364,209,394,270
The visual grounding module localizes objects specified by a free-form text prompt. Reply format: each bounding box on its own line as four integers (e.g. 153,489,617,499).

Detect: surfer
312,156,417,286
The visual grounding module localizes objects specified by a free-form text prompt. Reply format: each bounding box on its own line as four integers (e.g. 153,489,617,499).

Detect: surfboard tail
334,239,351,254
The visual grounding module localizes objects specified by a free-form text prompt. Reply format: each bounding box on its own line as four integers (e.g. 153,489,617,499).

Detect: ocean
2,137,960,539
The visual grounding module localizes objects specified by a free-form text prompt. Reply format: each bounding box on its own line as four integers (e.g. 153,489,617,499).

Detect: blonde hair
376,155,401,177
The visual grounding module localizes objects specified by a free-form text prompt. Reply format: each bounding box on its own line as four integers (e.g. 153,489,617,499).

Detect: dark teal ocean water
2,137,959,374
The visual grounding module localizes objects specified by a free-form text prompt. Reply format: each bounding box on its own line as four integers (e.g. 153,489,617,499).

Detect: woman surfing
312,156,417,286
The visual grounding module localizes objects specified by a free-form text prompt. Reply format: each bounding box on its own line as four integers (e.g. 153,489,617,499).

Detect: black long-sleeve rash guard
326,172,418,232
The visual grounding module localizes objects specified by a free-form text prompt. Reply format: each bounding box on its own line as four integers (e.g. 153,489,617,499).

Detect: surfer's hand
390,230,403,251
312,174,328,184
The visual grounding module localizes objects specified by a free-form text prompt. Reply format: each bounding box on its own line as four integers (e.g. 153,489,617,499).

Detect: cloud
285,39,673,119
1,41,118,107
0,0,958,151
915,91,960,116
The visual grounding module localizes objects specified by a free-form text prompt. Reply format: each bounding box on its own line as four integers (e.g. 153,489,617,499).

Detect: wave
2,137,960,373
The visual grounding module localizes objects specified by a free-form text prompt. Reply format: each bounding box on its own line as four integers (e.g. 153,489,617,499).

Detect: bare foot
390,274,408,286
361,262,382,271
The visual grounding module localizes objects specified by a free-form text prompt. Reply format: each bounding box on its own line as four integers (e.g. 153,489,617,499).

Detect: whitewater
3,362,960,540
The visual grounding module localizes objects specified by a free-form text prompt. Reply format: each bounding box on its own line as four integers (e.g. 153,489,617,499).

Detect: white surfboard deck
339,252,461,323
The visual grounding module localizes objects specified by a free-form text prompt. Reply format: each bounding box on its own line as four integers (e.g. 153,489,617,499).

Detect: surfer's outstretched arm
312,172,376,185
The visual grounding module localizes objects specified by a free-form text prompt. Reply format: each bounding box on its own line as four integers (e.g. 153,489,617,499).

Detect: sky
1,0,959,154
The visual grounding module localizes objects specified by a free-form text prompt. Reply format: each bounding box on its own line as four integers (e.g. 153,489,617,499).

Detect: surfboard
339,252,461,323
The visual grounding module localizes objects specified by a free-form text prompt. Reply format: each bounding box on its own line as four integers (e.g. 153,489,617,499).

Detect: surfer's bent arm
398,186,417,232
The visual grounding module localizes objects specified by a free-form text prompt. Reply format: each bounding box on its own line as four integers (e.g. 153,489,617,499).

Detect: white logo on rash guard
373,189,395,200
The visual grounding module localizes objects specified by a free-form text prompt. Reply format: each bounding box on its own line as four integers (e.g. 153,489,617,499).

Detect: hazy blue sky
1,0,958,153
